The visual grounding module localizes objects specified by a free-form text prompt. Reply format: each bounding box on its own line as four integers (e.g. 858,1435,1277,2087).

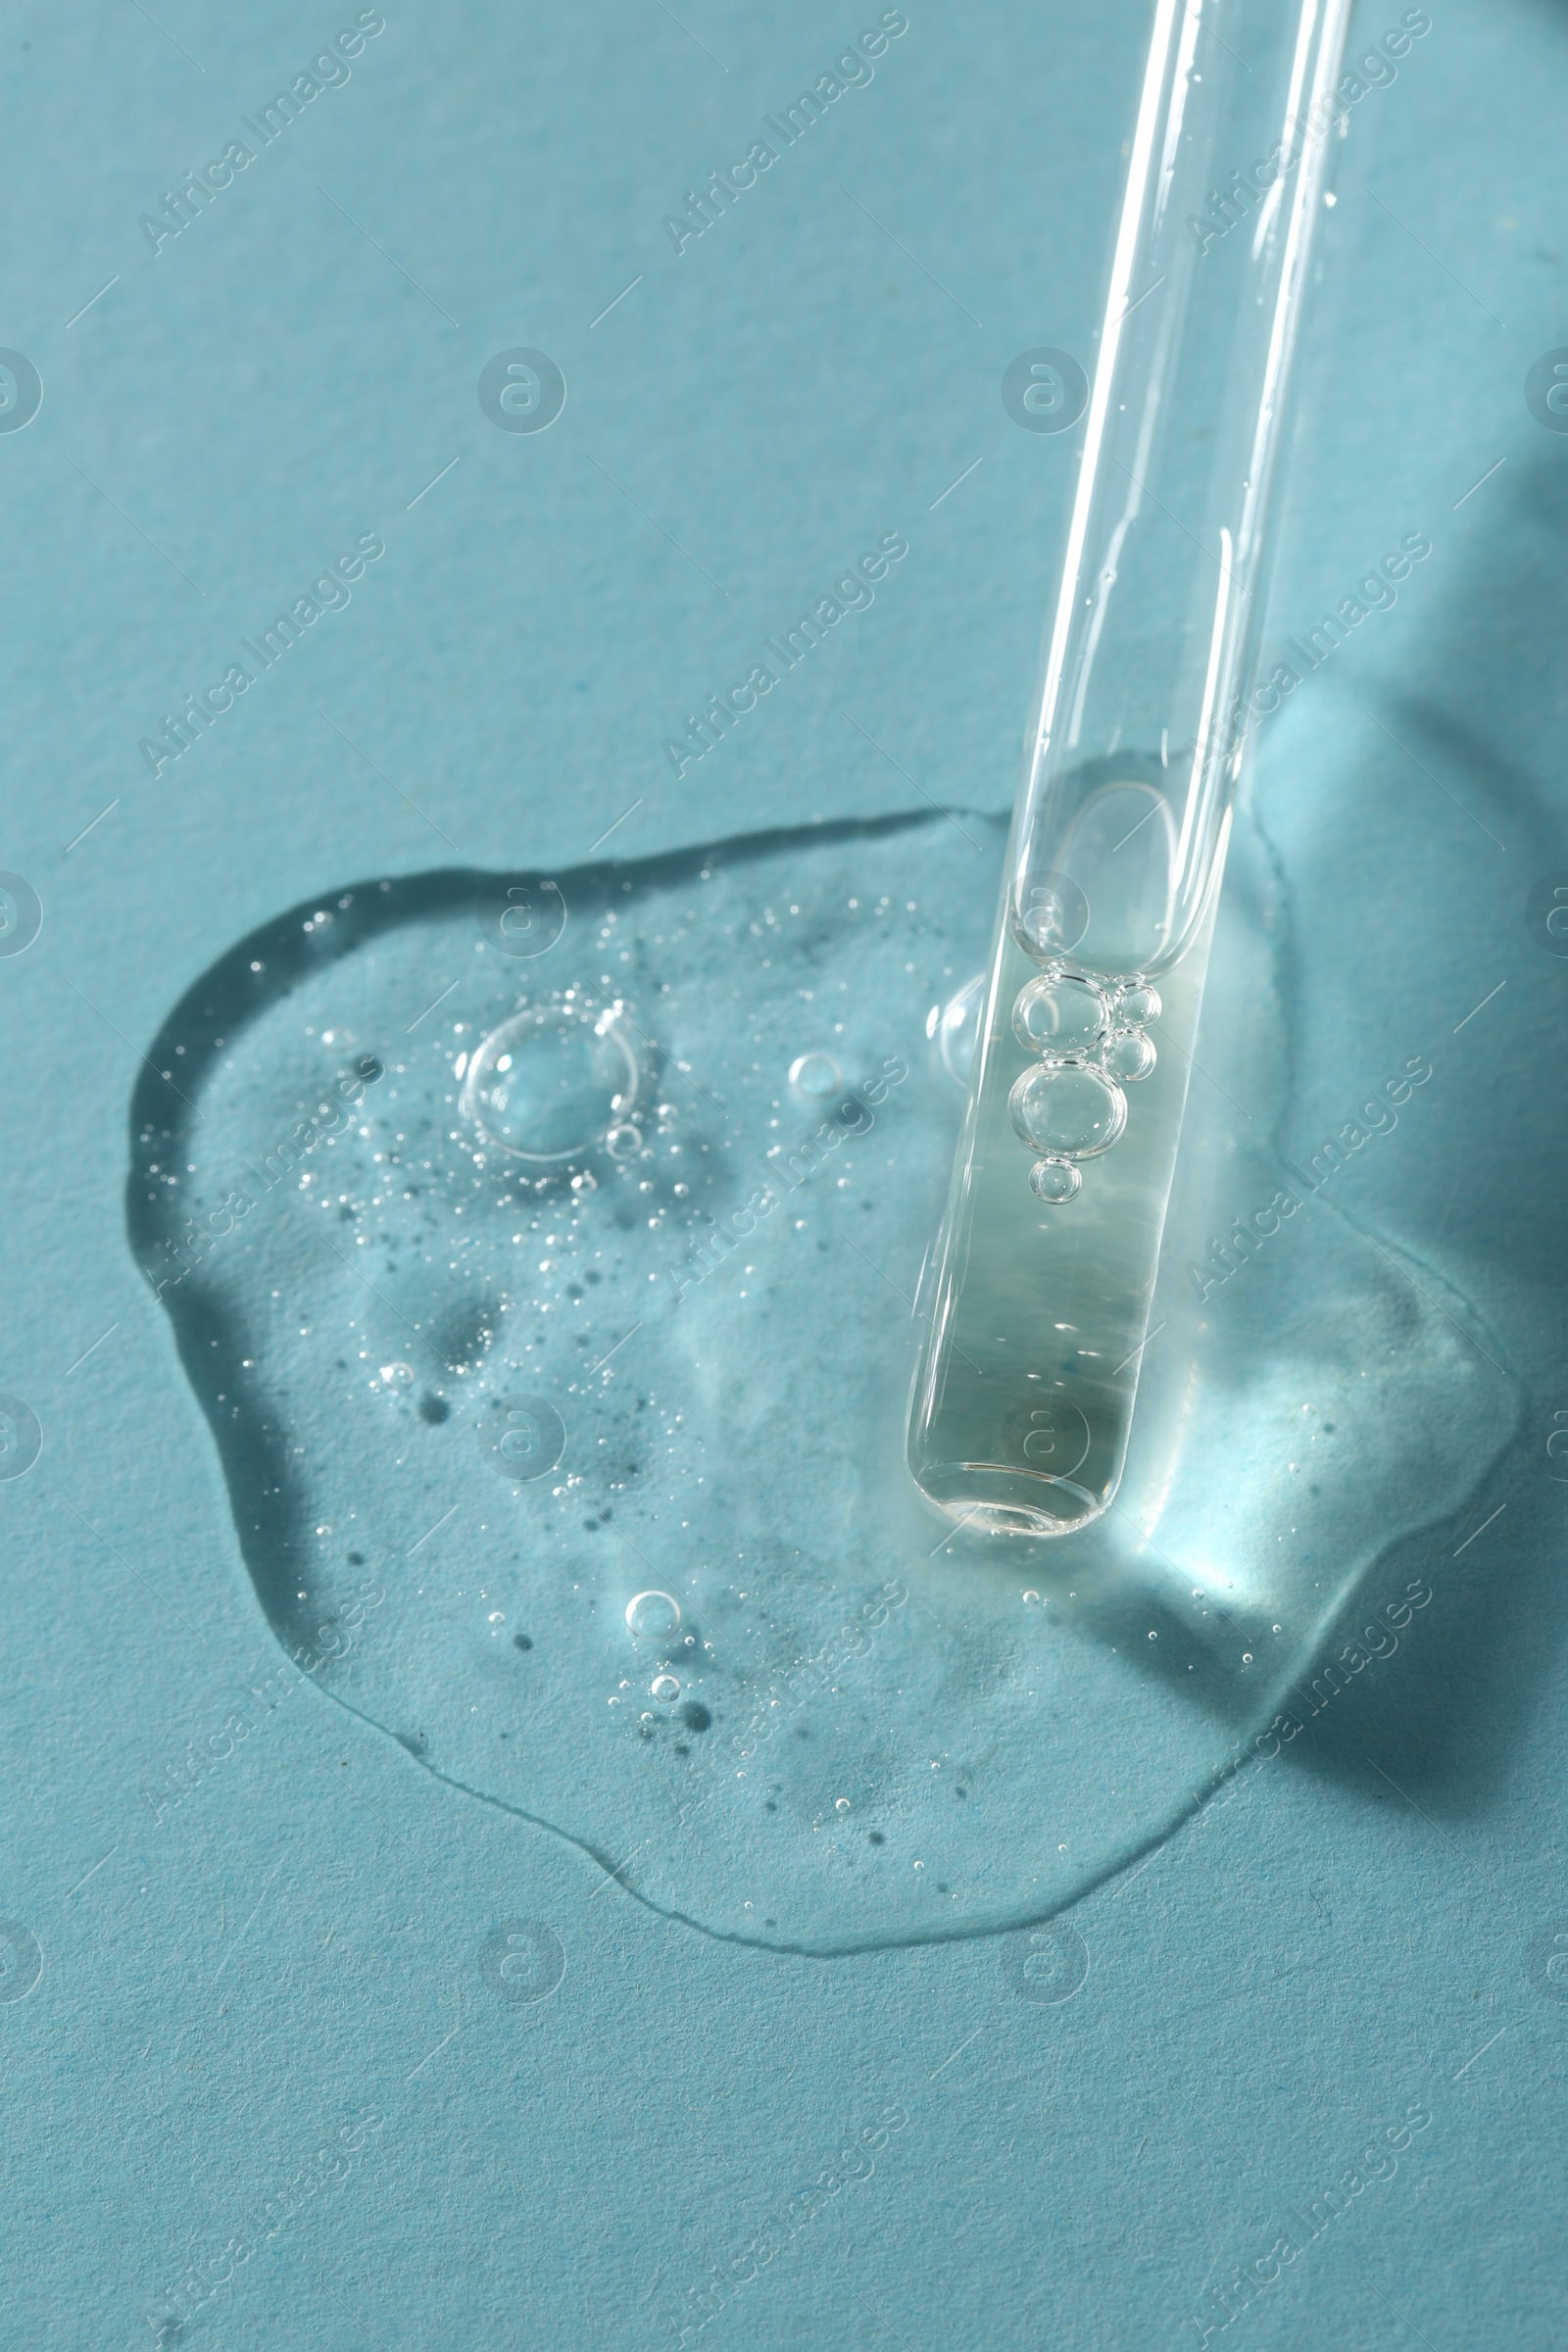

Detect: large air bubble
462,1001,640,1163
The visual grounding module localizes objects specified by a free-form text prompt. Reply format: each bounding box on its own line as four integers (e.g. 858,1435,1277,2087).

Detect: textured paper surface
2,2,1566,2344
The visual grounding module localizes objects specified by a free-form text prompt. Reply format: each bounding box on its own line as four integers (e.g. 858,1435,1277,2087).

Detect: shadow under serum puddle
126,810,1514,1952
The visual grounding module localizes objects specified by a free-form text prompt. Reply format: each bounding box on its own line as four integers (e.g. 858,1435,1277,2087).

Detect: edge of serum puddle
124,810,1520,1958
259,1676,1276,1957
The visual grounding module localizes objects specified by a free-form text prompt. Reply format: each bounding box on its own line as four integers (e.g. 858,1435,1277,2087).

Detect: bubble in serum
461,1002,639,1162
625,1590,682,1642
1101,1028,1157,1082
789,1052,842,1101
651,1673,680,1703
1012,972,1111,1056
1029,1156,1082,1203
1114,980,1161,1025
1008,1060,1127,1158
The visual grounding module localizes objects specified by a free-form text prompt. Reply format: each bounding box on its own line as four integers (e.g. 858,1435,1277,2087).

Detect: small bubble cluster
1007,964,1160,1203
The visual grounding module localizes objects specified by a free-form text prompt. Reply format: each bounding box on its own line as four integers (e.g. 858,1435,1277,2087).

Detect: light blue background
3,0,1567,2343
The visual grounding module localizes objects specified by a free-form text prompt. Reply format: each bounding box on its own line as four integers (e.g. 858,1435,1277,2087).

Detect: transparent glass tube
908,0,1352,1536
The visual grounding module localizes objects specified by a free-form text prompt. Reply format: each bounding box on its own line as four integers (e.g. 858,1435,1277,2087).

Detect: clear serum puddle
127,814,1515,1951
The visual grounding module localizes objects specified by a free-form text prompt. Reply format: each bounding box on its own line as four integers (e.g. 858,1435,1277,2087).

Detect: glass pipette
908,0,1355,1534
